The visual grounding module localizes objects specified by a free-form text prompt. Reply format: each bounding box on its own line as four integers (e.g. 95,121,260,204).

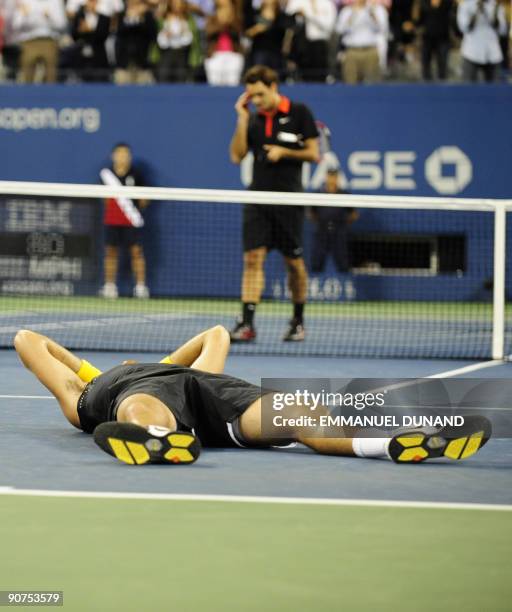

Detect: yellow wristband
159,356,173,365
77,360,102,382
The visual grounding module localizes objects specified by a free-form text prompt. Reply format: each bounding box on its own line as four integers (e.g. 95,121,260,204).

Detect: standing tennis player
14,326,491,466
229,65,320,343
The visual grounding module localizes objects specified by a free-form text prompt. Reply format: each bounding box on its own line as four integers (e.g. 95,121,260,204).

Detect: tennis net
0,180,510,360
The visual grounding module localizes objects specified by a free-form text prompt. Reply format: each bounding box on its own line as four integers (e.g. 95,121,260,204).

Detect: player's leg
237,397,491,463
283,256,307,341
231,246,267,341
116,394,177,429
275,206,307,341
160,325,231,374
242,247,267,303
231,204,273,342
14,330,90,429
94,393,200,465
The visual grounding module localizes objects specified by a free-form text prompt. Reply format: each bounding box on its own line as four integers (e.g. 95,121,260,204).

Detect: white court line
427,359,507,379
0,395,54,400
0,487,510,511
0,359,507,403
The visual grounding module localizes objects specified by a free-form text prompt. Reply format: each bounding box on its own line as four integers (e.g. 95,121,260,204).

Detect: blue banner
0,84,510,300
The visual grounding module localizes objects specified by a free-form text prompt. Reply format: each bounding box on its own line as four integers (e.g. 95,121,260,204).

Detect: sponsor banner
0,85,509,299
0,196,101,296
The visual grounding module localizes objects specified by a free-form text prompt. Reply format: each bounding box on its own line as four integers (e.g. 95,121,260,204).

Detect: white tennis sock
352,437,391,459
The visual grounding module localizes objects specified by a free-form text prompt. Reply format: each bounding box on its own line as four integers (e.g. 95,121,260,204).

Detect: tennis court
1,344,511,612
1,181,512,611
1,296,509,359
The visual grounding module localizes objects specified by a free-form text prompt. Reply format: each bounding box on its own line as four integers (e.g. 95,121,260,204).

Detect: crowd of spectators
0,0,510,84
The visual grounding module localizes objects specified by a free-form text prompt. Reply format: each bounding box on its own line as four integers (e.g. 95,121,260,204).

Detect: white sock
352,437,391,459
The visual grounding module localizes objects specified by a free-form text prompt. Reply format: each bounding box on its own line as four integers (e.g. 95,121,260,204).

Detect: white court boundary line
428,359,507,378
0,395,55,400
1,358,508,404
0,487,510,512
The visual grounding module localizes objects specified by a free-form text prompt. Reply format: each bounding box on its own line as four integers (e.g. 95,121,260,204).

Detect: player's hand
235,92,251,120
122,359,139,365
263,144,287,162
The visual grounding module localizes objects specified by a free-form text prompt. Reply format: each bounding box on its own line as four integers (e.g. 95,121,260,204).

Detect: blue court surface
1,348,511,505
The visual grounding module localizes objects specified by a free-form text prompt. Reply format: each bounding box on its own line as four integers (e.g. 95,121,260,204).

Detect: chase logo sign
343,146,473,195
241,145,473,195
424,146,473,195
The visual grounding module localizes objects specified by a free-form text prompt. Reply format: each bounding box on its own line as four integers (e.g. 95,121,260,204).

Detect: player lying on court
14,326,492,466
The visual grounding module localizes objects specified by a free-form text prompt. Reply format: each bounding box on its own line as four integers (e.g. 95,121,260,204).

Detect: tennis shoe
93,422,201,465
388,414,491,463
230,319,256,342
283,319,305,342
134,284,150,299
100,283,118,299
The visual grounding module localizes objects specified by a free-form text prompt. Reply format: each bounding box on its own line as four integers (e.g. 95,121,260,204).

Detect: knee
130,245,143,258
14,329,36,351
286,258,306,275
118,400,173,429
244,250,265,270
210,324,230,344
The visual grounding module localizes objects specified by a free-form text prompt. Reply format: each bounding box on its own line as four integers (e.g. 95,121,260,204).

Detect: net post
492,203,506,360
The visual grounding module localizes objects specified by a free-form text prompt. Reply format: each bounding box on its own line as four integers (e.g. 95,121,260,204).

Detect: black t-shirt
248,97,319,193
77,363,262,447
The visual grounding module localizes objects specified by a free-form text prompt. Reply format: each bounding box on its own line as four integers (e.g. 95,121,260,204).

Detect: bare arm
163,325,230,374
230,92,251,163
14,330,85,429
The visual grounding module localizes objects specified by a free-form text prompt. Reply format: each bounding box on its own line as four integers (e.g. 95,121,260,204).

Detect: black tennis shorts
76,364,263,448
105,225,141,248
243,204,304,258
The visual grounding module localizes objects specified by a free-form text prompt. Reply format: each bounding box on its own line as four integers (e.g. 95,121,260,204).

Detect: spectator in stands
156,0,195,81
114,0,157,84
0,0,19,80
204,0,244,85
0,8,4,79
310,167,358,274
11,0,67,82
66,0,123,18
498,0,510,76
66,0,123,80
285,0,337,81
100,143,151,300
457,0,507,82
336,0,388,83
70,0,110,81
244,0,289,75
388,0,416,77
416,0,454,80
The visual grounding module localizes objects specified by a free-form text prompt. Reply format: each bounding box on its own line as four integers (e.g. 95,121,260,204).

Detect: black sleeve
71,9,84,41
94,14,111,43
143,11,158,41
298,104,319,140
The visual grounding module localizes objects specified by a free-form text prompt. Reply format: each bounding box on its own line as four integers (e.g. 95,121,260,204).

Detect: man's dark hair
112,142,131,152
243,65,279,86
